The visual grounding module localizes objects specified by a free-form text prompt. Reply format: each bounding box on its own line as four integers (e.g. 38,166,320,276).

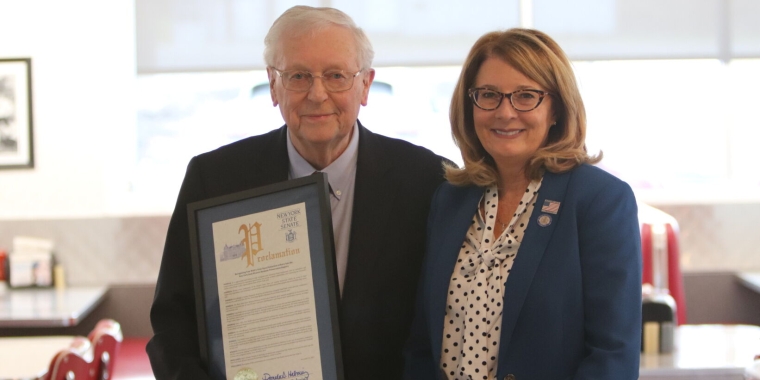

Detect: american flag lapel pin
541,199,560,214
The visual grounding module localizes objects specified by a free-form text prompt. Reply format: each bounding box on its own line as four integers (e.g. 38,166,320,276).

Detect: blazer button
504,375,516,380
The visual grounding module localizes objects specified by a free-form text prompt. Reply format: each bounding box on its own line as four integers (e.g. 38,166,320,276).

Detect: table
0,286,108,327
738,272,760,294
0,336,76,379
639,324,760,380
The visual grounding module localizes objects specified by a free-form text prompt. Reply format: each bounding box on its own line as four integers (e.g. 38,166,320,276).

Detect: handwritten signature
262,370,310,380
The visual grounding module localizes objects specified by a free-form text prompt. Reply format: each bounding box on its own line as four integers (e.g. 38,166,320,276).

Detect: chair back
639,203,687,325
87,319,123,380
44,336,95,380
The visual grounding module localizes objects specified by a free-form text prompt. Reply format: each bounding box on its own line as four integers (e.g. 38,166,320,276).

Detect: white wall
0,0,137,220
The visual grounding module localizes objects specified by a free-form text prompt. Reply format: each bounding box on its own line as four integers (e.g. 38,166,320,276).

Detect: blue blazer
404,164,642,380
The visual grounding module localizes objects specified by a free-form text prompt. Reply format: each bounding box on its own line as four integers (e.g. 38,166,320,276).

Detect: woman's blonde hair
446,28,600,187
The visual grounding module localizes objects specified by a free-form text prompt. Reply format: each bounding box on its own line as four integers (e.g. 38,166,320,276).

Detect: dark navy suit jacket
148,123,448,380
404,164,642,380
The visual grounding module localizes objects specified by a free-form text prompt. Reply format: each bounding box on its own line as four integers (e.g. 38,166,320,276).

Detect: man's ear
266,67,279,107
361,68,376,107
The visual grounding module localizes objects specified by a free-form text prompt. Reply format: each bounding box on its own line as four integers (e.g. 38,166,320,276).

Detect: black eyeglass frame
271,68,363,93
468,87,552,112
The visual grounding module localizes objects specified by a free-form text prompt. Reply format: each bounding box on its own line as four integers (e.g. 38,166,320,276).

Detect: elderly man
147,5,448,380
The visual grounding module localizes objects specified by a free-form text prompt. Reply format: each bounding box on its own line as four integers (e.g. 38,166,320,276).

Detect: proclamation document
211,202,322,380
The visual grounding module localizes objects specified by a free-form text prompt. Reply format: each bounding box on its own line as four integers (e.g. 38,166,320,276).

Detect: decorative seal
285,229,297,242
234,368,259,380
537,214,552,227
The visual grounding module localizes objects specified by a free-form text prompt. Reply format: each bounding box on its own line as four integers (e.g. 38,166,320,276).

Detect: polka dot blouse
439,179,542,380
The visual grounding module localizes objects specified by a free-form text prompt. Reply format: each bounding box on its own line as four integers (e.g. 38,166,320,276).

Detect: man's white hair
263,6,374,70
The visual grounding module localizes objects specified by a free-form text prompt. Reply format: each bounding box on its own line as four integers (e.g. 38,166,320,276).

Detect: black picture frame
187,172,343,380
0,58,34,169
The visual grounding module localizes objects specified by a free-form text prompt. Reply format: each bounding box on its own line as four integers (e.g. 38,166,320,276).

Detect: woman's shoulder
557,164,636,210
437,181,481,200
428,183,482,228
430,182,482,216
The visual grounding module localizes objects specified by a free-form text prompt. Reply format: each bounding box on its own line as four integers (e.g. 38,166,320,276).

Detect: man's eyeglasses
272,68,363,92
468,88,552,112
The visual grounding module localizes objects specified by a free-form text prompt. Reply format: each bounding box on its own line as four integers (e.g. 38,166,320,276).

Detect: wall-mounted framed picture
0,58,34,169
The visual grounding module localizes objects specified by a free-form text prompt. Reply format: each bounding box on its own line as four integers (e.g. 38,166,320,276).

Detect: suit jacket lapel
248,125,290,188
429,186,482,364
496,170,572,359
341,124,393,304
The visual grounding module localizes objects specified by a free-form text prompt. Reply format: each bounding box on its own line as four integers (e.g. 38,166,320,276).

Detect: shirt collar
286,121,359,200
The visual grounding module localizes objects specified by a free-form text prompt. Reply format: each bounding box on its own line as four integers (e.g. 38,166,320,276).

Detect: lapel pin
537,214,552,227
541,199,560,214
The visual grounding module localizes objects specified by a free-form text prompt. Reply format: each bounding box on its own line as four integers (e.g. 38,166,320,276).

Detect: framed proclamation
188,172,344,380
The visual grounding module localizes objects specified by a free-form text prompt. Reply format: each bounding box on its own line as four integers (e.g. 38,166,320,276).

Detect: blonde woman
404,29,641,380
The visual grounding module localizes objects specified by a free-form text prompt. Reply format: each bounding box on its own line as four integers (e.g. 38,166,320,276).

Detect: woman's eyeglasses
468,88,552,112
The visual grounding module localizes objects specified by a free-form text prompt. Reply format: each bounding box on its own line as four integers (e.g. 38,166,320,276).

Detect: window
134,58,760,211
